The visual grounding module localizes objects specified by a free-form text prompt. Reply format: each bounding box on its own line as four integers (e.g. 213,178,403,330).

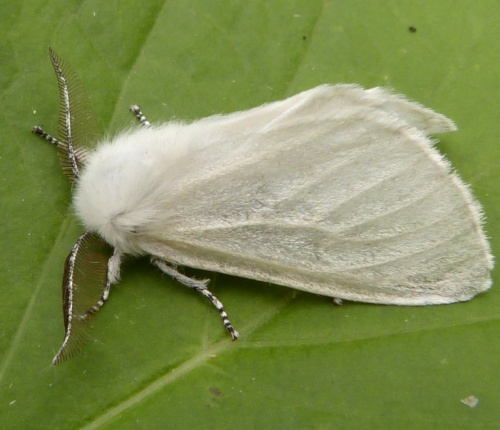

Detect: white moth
34,48,493,365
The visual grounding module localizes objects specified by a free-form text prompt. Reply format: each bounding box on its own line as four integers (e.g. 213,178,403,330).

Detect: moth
33,48,493,364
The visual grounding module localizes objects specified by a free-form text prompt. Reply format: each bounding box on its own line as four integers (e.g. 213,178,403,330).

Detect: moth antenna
49,47,81,180
33,48,101,183
151,257,239,340
53,231,117,365
130,104,152,128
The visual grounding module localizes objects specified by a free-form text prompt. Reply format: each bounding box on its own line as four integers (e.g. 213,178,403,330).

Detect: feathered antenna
33,47,100,182
53,232,115,365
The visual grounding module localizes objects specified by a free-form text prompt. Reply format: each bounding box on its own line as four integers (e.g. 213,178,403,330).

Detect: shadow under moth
33,48,493,365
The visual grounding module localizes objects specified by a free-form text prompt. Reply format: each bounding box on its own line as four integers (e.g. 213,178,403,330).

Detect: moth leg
130,105,151,128
32,125,88,177
151,257,239,340
80,249,123,321
32,125,64,149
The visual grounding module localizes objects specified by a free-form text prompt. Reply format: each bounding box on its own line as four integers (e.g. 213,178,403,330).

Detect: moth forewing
131,86,493,305
54,231,115,365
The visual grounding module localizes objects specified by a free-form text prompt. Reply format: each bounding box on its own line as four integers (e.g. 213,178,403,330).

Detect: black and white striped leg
130,105,151,128
32,125,62,148
80,250,122,321
151,257,239,340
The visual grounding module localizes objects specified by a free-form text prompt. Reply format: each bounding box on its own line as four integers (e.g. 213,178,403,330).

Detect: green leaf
1,1,498,429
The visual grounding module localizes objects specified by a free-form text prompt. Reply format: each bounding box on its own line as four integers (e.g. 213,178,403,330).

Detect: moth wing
141,85,492,305
194,84,456,135
49,48,100,181
53,232,114,365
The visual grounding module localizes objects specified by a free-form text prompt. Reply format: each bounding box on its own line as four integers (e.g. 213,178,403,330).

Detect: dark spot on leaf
209,387,224,397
